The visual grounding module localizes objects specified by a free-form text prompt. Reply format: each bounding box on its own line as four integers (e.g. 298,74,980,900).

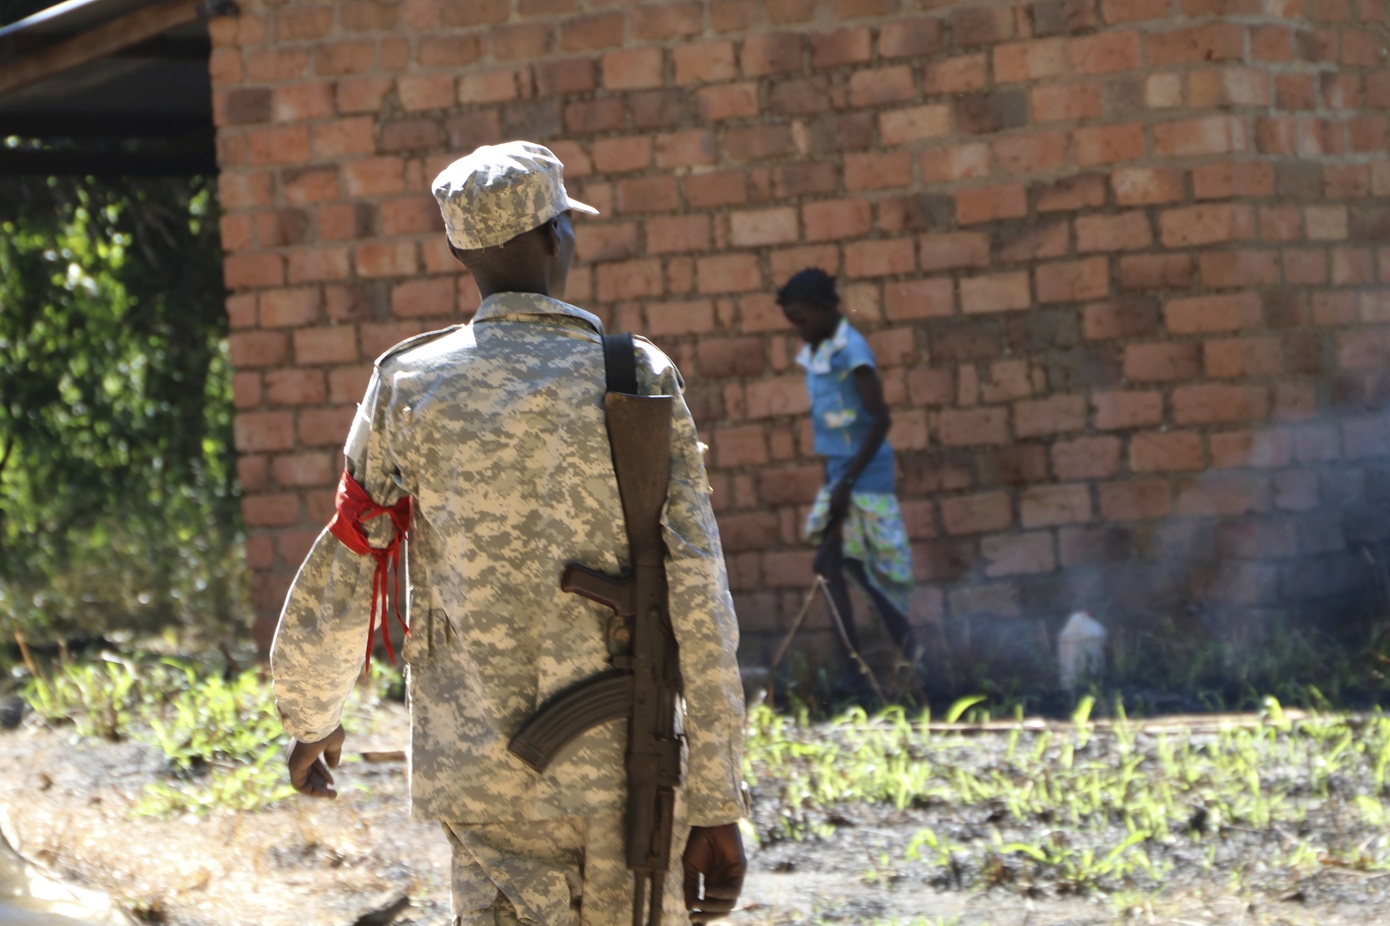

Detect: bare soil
0,701,1383,926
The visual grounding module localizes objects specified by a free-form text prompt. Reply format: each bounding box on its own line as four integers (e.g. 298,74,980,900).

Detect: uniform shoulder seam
373,325,463,367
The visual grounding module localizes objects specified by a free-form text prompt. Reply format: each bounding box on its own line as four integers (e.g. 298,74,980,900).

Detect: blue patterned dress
797,319,915,616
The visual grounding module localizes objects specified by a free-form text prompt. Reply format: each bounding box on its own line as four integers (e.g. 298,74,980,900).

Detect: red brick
616,176,680,213
493,23,555,60
1101,0,1170,21
459,68,522,104
803,199,872,242
1164,292,1262,334
698,338,766,379
1192,162,1275,200
1016,395,1087,437
981,532,1055,577
1119,255,1193,291
1159,204,1256,247
1021,484,1092,529
314,40,376,77
726,125,797,161
1099,480,1171,520
353,241,416,279
740,33,802,76
1035,174,1107,213
1053,436,1123,479
245,48,310,83
920,232,991,272
941,491,1013,534
260,287,322,328
951,6,1015,47
1176,476,1270,519
312,118,376,160
264,369,327,407
595,259,664,302
1069,30,1141,73
380,117,442,152
592,137,651,174
979,360,1035,403
961,272,1031,313
1132,432,1207,475
1199,250,1280,289
1077,212,1153,253
1124,342,1201,381
603,47,664,90
397,74,455,111
242,493,302,528
1074,123,1145,165
639,215,706,254
767,0,817,24
956,185,1027,225
1036,258,1109,304
1110,168,1184,206
995,37,1070,83
1148,23,1246,65
698,83,760,121
879,19,944,58
293,325,358,366
774,162,838,198
810,27,871,69
1197,64,1272,106
1203,336,1283,378
298,407,357,447
848,66,915,106
993,132,1068,176
1173,384,1269,425
225,252,285,289
1000,222,1070,263
920,144,991,184
246,125,310,166
225,293,257,331
1031,83,1103,123
646,298,717,337
337,76,392,114
845,239,916,277
938,408,1010,446
234,410,296,452
845,152,913,191
697,254,762,293
884,279,955,320
1082,299,1157,340
632,1,700,40
1093,391,1163,430
686,172,747,208
746,375,811,419
730,208,800,247
1153,116,1250,158
1209,430,1293,469
674,41,736,85
229,331,290,371
923,54,988,94
390,277,455,318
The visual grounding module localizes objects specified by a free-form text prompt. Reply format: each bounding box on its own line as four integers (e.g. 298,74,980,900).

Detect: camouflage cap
432,141,598,250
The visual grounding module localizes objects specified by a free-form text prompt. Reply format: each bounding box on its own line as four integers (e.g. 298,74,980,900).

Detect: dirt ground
0,700,1384,926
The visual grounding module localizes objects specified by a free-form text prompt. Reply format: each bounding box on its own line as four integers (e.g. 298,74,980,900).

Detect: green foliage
142,662,287,772
21,657,298,816
133,744,296,817
744,700,1390,896
0,168,244,642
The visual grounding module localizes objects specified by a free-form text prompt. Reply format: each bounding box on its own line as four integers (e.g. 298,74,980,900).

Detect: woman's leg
844,558,918,661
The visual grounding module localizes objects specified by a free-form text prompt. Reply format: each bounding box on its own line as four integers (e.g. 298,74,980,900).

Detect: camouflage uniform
271,291,746,924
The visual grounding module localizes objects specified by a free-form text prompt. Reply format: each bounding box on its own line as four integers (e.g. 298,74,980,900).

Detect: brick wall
211,0,1390,670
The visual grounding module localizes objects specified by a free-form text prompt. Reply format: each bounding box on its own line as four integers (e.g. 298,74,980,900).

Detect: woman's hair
775,267,839,310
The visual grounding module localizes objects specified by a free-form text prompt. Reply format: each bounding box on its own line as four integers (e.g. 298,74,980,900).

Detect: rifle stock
506,391,683,926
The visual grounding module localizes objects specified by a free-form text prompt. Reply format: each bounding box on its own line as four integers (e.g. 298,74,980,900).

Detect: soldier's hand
682,823,746,922
286,724,345,798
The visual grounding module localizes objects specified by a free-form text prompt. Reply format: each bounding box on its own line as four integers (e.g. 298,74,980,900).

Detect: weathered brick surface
216,0,1390,661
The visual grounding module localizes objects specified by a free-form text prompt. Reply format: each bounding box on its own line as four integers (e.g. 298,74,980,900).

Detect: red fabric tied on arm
326,468,412,667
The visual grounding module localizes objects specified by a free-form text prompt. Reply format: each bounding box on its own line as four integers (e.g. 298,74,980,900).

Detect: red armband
326,468,412,667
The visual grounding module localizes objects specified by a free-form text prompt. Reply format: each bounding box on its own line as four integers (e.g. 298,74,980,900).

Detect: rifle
508,334,683,926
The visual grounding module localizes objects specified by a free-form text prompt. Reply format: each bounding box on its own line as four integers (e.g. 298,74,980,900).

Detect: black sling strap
602,332,638,397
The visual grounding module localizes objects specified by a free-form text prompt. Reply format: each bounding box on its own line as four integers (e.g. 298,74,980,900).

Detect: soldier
271,141,748,925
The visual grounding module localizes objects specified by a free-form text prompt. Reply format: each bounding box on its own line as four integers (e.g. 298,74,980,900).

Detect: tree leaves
0,173,246,640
